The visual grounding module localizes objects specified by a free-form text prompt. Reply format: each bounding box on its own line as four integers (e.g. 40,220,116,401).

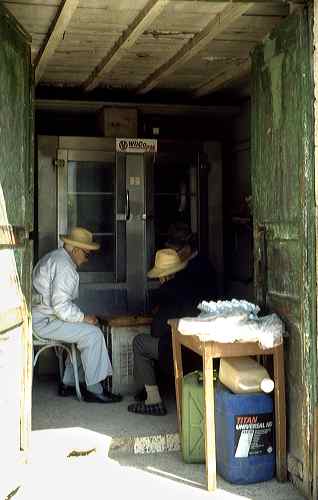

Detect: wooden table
98,314,153,329
168,319,287,492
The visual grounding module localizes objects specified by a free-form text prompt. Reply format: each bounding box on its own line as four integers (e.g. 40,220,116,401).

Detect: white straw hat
60,227,100,251
147,249,187,278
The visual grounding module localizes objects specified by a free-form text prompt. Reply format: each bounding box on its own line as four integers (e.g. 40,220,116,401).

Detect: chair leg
33,346,47,380
71,344,82,401
56,347,65,383
32,345,35,386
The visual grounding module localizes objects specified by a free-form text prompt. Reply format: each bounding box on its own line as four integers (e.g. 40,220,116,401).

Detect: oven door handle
126,190,131,221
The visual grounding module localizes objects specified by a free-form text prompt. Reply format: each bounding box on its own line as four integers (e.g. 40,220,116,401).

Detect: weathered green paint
251,7,316,496
268,54,284,130
0,4,33,304
267,240,301,297
0,5,34,465
265,222,299,241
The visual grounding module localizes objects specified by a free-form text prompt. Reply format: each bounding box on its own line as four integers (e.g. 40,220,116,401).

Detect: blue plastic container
215,382,275,484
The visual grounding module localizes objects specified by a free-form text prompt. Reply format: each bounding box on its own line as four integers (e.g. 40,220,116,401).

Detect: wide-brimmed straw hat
60,227,100,251
147,249,187,278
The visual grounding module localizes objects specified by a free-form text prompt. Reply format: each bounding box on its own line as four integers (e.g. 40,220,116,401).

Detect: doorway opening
33,101,253,447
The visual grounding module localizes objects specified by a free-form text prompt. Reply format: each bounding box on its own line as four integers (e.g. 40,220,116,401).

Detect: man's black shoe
104,390,122,402
58,383,86,397
58,383,76,397
84,390,123,404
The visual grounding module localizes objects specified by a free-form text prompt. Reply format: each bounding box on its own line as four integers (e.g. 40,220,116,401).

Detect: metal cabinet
53,138,156,314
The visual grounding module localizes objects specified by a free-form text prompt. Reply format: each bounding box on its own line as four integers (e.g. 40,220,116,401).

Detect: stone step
109,431,180,456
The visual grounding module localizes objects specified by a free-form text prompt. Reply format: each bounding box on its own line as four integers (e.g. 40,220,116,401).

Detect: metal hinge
53,159,66,169
0,306,24,335
0,225,31,249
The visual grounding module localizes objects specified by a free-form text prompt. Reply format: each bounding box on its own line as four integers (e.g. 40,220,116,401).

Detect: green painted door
0,5,33,488
251,8,316,496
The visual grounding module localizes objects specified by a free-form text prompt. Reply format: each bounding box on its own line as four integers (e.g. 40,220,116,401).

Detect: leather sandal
128,401,167,416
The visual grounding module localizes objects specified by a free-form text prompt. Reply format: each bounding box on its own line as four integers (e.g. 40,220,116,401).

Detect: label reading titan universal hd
234,413,274,458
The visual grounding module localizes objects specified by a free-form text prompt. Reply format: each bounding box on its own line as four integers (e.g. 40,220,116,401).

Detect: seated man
163,223,219,376
128,248,199,416
32,226,122,404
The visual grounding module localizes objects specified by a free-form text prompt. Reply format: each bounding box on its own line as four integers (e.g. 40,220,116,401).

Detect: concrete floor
33,378,178,438
5,452,305,500
9,378,304,500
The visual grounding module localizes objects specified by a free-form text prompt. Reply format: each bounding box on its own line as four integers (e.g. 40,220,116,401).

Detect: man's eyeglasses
81,249,90,259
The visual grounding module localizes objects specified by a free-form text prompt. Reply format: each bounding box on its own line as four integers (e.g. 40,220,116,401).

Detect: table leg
203,345,217,491
172,329,183,434
273,343,287,481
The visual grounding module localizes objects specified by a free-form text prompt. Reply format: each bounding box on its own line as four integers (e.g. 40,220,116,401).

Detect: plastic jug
219,356,274,394
215,382,275,484
181,370,218,463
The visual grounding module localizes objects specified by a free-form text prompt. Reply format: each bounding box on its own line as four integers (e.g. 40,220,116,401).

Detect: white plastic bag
177,300,283,349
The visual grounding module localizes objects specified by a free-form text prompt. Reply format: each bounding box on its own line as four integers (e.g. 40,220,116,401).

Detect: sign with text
234,413,274,458
116,138,157,153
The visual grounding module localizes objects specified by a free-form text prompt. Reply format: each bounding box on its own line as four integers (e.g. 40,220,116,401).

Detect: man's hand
83,314,98,325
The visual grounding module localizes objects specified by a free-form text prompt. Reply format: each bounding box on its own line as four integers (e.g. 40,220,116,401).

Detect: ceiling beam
82,0,168,92
35,98,240,116
193,59,251,97
174,0,287,2
136,2,253,95
34,0,79,85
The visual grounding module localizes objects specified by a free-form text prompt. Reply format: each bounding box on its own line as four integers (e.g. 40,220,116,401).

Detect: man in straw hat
128,248,199,416
32,227,122,404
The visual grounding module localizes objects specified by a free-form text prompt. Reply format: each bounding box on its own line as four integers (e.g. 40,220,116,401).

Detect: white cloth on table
177,300,283,350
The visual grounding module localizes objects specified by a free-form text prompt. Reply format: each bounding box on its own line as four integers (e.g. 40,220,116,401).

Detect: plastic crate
106,325,150,395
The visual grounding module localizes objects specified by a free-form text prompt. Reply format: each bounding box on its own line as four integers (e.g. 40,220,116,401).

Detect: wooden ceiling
4,0,292,99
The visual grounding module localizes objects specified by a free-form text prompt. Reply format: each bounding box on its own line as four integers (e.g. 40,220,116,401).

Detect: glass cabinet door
58,149,116,282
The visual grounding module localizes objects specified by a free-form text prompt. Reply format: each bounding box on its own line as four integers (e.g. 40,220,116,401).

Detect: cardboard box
97,107,138,138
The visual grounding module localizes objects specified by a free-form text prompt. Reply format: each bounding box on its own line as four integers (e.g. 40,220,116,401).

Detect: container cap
260,378,275,393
